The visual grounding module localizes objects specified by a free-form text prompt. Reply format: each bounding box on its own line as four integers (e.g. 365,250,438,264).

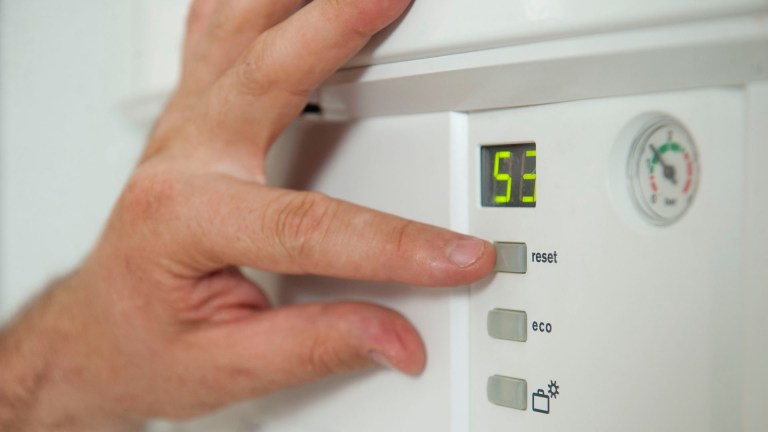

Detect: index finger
174,176,496,287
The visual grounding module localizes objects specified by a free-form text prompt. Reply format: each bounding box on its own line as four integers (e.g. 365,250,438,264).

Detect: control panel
467,88,744,431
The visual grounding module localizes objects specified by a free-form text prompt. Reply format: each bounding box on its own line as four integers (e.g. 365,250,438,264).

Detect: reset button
493,242,527,274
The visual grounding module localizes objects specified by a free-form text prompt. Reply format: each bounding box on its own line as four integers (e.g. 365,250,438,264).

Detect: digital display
481,143,537,207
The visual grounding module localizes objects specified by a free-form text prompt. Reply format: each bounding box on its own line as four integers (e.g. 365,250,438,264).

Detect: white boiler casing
254,4,768,432
125,1,768,431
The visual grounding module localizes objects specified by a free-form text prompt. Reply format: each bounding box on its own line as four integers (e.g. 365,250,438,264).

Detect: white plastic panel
122,0,191,124
130,0,190,97
325,14,768,118
467,88,748,431
355,0,768,66
741,81,768,430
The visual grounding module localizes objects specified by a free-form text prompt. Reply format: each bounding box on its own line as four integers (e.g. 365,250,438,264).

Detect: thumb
190,301,425,401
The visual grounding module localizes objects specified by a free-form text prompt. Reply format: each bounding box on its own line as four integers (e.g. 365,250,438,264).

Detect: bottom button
487,375,528,410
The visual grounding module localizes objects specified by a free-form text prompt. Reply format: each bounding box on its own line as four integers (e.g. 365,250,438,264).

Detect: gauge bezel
626,115,700,226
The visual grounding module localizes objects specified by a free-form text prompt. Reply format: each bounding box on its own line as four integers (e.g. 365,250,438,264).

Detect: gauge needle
650,144,677,185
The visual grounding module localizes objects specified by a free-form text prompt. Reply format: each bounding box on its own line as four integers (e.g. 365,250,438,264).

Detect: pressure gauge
627,116,700,225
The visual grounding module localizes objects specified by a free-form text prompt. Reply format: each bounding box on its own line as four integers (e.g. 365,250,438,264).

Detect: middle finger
180,0,307,98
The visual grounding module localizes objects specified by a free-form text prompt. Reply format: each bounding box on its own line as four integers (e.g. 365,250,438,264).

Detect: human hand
0,0,495,429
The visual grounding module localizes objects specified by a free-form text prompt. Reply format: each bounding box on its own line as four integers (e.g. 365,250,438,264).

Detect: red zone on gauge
646,141,695,203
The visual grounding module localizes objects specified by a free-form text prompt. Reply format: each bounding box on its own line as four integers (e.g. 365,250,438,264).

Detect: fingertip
414,235,496,287
450,237,497,278
343,303,425,375
369,310,426,375
342,0,413,35
447,238,488,268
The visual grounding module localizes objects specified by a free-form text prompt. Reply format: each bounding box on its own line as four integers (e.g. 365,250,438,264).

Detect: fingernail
447,238,485,268
369,351,395,370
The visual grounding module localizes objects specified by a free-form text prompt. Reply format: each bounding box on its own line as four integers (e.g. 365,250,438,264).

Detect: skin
0,0,496,430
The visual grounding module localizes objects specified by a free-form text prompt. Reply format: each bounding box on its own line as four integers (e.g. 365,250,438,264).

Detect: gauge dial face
628,117,700,225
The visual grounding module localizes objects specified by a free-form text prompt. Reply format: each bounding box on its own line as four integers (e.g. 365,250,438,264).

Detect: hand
0,0,495,430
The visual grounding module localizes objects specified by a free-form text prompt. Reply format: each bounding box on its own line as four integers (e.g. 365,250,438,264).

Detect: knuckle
303,305,367,376
233,47,271,99
119,169,180,223
306,336,342,376
269,192,339,265
393,219,418,256
233,43,313,102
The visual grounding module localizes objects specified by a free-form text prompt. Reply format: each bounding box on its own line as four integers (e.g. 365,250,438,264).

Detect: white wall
0,2,243,429
0,1,148,319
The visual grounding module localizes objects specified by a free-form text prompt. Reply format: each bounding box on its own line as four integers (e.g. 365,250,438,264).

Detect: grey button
488,309,527,342
487,375,528,410
494,242,527,273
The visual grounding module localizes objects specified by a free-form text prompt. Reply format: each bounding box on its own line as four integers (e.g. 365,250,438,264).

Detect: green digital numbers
482,143,537,207
493,151,512,203
522,150,537,204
